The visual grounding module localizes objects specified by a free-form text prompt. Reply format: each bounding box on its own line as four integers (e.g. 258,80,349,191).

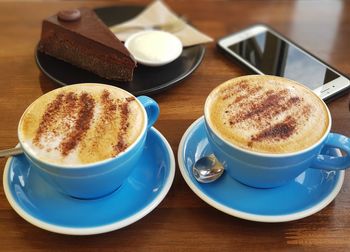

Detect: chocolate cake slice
38,8,136,82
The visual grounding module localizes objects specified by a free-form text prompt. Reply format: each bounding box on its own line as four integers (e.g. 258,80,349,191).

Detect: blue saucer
178,117,345,222
3,127,175,235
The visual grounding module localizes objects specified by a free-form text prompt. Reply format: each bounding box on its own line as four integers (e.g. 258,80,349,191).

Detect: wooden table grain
1,0,350,251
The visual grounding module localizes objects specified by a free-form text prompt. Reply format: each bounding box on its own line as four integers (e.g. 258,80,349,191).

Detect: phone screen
228,31,340,90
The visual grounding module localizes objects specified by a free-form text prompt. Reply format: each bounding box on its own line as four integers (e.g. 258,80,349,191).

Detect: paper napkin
109,0,213,47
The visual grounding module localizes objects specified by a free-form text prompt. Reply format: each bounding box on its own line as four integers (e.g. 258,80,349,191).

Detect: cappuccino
18,84,145,165
205,75,329,154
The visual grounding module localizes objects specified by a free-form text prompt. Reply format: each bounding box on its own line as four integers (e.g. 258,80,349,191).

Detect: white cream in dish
125,30,183,67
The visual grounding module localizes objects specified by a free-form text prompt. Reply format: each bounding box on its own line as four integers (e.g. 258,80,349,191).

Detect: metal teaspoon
0,147,23,158
192,154,224,183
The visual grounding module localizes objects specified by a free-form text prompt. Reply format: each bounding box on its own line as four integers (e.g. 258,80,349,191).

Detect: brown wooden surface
1,0,350,251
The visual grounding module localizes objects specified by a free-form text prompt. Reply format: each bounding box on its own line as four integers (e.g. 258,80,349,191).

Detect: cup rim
17,83,148,169
204,75,332,158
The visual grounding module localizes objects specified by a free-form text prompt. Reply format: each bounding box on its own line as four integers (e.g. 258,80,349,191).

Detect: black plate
35,5,205,96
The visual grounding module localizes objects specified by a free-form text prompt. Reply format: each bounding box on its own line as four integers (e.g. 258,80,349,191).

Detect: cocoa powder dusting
270,96,301,117
59,92,95,156
302,104,311,118
229,89,288,126
33,93,65,147
250,116,297,144
34,89,136,159
101,90,117,121
82,90,118,160
222,81,264,102
93,90,136,157
226,87,304,147
222,81,248,100
113,97,134,154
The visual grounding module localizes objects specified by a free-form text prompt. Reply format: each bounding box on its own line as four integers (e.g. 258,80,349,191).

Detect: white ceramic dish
125,30,183,67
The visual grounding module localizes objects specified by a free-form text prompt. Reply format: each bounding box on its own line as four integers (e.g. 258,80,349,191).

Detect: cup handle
310,133,350,170
137,96,160,129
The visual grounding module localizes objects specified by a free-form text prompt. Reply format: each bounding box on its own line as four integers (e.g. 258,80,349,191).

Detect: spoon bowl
192,154,224,183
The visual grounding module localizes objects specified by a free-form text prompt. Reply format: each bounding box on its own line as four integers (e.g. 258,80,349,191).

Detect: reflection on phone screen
228,31,339,90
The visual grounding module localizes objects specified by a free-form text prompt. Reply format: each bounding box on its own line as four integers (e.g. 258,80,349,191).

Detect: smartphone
217,24,350,101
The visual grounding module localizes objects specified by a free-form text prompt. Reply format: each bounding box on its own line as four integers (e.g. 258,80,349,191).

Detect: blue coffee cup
18,84,159,199
204,81,350,188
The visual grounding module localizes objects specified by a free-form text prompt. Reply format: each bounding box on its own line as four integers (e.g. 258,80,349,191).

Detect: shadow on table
39,72,61,94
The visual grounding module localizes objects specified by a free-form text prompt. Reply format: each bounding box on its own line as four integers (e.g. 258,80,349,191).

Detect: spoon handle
0,147,23,158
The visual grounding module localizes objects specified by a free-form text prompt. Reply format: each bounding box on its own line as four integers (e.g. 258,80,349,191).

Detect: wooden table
1,0,350,250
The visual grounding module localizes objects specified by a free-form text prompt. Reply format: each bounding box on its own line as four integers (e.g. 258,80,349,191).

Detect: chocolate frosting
45,8,136,65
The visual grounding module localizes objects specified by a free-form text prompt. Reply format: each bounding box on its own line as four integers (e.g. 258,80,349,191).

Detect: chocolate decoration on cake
58,9,81,22
38,8,136,82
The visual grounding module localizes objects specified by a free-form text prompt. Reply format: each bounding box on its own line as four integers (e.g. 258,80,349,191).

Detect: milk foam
19,84,145,165
206,75,329,154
